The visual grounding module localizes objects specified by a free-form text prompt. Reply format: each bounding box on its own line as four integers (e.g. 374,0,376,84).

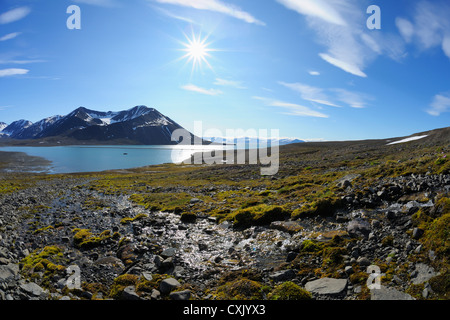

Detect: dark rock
122,286,141,300
412,228,424,240
159,278,181,294
269,269,296,282
347,218,371,238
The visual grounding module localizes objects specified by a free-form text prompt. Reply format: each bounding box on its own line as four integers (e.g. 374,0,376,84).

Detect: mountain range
0,106,306,146
0,106,193,145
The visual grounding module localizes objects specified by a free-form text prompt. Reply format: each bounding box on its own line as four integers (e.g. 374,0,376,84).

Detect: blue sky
0,0,449,141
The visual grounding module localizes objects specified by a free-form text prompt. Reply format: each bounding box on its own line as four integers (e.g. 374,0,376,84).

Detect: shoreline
0,151,52,173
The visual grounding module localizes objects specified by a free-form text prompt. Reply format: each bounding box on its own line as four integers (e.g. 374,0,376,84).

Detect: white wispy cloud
253,96,329,118
152,0,265,25
279,81,342,107
181,84,223,95
276,0,347,26
276,0,405,77
73,0,119,7
427,93,450,116
331,88,373,109
214,78,246,89
0,59,46,64
0,68,29,77
280,81,372,109
396,1,450,59
152,6,196,24
396,17,414,43
0,6,31,24
308,71,320,76
0,32,21,41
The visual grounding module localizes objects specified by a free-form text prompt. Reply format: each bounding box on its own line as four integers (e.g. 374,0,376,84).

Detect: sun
180,32,215,72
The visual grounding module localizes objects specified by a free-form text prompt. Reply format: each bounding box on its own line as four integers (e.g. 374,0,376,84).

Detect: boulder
170,289,191,300
371,285,414,300
347,218,371,238
411,263,437,285
121,286,141,300
269,269,296,282
159,278,181,294
19,282,45,297
305,278,348,296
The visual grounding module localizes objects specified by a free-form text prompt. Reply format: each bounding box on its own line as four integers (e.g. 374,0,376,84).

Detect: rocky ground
0,128,449,301
0,171,448,300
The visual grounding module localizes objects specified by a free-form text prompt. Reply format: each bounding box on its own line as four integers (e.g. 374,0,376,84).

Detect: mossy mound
268,281,312,300
226,204,291,228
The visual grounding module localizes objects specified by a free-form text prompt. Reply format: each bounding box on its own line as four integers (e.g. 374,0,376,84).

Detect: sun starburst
179,31,216,73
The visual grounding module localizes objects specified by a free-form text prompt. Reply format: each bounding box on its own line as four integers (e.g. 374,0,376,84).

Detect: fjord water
0,145,227,174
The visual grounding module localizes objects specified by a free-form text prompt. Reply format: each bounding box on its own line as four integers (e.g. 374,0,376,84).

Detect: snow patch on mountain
387,135,428,145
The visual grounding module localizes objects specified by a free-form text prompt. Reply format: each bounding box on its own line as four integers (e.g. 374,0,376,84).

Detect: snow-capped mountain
12,115,63,139
0,106,194,145
1,120,33,137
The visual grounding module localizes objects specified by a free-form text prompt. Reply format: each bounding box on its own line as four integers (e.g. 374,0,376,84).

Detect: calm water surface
0,145,228,174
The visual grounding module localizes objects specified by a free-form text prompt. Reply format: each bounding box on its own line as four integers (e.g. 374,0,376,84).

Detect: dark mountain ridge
0,106,195,145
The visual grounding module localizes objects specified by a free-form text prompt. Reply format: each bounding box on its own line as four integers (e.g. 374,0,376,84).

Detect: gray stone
344,266,354,275
121,286,141,300
269,269,296,282
161,248,177,258
20,282,45,297
347,218,371,238
357,256,371,267
151,289,161,300
159,277,181,294
411,263,437,285
371,285,414,300
170,289,191,300
305,278,348,295
142,272,153,281
0,263,19,285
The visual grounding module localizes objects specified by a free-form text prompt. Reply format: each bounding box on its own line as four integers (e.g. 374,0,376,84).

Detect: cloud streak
427,93,450,116
280,81,372,109
0,7,31,24
73,0,119,7
276,0,405,77
181,84,223,96
0,32,21,41
214,78,246,89
153,0,265,25
279,81,342,107
396,1,450,59
0,68,29,77
253,96,329,118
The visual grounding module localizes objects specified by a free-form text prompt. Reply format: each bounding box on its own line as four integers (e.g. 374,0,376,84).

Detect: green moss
422,213,450,258
429,269,450,300
109,274,139,299
20,246,67,289
292,196,342,219
120,213,148,224
214,278,264,300
227,204,291,228
72,228,113,250
268,281,312,300
300,240,321,253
